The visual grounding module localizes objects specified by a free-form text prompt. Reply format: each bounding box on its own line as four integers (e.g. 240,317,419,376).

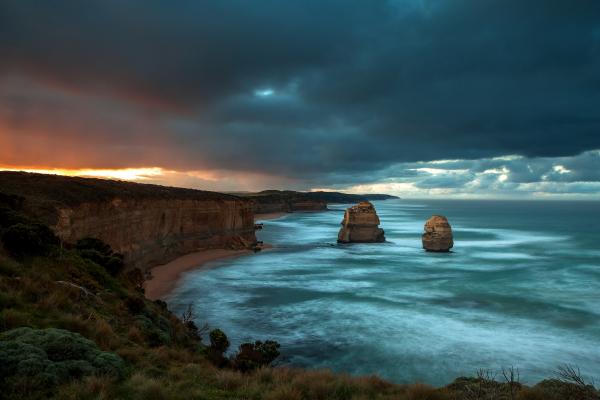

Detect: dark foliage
76,238,124,276
0,327,124,393
207,329,230,367
209,329,230,353
232,340,281,372
1,222,59,258
124,296,146,314
0,192,25,210
0,206,29,229
125,268,146,293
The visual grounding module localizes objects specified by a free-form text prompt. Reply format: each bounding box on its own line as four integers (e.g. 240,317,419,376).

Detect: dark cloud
1,0,600,187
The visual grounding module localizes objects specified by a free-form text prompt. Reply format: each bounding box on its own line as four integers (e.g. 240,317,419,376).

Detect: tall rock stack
337,201,385,243
422,215,453,252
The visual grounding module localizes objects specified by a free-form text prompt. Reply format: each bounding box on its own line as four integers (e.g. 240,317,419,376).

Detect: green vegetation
76,237,125,276
1,327,125,392
0,192,598,399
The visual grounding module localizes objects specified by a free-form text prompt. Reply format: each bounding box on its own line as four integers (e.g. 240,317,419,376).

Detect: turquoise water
166,200,600,385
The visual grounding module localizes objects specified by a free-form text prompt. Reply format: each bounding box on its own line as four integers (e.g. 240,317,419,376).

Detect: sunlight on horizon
0,166,167,181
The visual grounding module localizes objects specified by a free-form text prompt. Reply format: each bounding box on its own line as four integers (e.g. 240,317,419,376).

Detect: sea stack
422,215,453,252
337,201,385,243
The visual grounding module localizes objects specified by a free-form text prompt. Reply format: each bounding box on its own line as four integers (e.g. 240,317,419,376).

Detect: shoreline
144,248,254,300
145,212,285,300
255,211,288,220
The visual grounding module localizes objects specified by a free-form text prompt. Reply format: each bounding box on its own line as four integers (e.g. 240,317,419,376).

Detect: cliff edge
0,172,256,270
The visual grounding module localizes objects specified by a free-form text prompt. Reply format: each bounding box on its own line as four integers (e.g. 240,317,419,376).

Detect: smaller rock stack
337,201,385,243
422,215,453,252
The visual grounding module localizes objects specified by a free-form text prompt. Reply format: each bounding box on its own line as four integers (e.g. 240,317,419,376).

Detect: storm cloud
1,0,599,196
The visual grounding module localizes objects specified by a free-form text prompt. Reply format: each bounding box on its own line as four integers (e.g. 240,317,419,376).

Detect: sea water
165,200,600,385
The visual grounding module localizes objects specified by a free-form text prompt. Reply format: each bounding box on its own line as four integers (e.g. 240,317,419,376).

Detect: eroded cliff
422,215,453,252
0,172,256,269
337,201,385,243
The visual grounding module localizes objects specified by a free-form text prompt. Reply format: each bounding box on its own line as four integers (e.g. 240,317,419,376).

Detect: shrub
208,329,230,367
533,378,599,400
0,206,28,229
134,315,171,347
76,237,124,276
1,222,59,258
125,296,147,314
209,329,230,353
0,327,125,392
76,237,113,254
233,340,281,372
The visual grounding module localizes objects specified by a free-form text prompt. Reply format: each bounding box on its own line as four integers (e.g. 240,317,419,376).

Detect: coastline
144,249,253,300
255,211,288,220
145,212,285,300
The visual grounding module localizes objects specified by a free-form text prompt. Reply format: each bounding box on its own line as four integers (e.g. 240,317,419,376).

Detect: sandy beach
144,248,254,300
145,212,284,300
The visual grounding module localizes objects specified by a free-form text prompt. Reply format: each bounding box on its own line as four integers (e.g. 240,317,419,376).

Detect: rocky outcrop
0,172,256,270
422,215,453,252
337,201,385,243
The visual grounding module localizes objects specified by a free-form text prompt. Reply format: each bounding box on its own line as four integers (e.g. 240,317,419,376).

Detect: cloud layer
1,0,599,196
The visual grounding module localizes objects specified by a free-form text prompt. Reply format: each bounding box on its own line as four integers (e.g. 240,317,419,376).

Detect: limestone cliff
54,198,255,269
422,215,453,252
337,201,385,243
0,172,256,270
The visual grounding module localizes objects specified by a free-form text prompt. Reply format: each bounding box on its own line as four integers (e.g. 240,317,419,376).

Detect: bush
208,329,230,367
209,329,230,353
76,237,124,276
0,327,125,392
0,206,29,229
232,340,280,372
1,223,59,258
134,315,171,347
125,296,146,314
126,268,146,292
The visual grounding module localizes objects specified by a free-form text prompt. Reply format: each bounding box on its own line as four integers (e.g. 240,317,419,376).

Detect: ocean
165,199,600,385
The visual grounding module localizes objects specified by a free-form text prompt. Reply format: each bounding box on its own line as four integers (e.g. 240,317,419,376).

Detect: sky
1,0,599,198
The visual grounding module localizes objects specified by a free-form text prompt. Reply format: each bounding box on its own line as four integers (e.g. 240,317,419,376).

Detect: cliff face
338,201,385,243
54,198,255,269
0,172,256,270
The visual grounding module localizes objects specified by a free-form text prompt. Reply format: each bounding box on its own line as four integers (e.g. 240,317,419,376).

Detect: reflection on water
166,200,600,385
